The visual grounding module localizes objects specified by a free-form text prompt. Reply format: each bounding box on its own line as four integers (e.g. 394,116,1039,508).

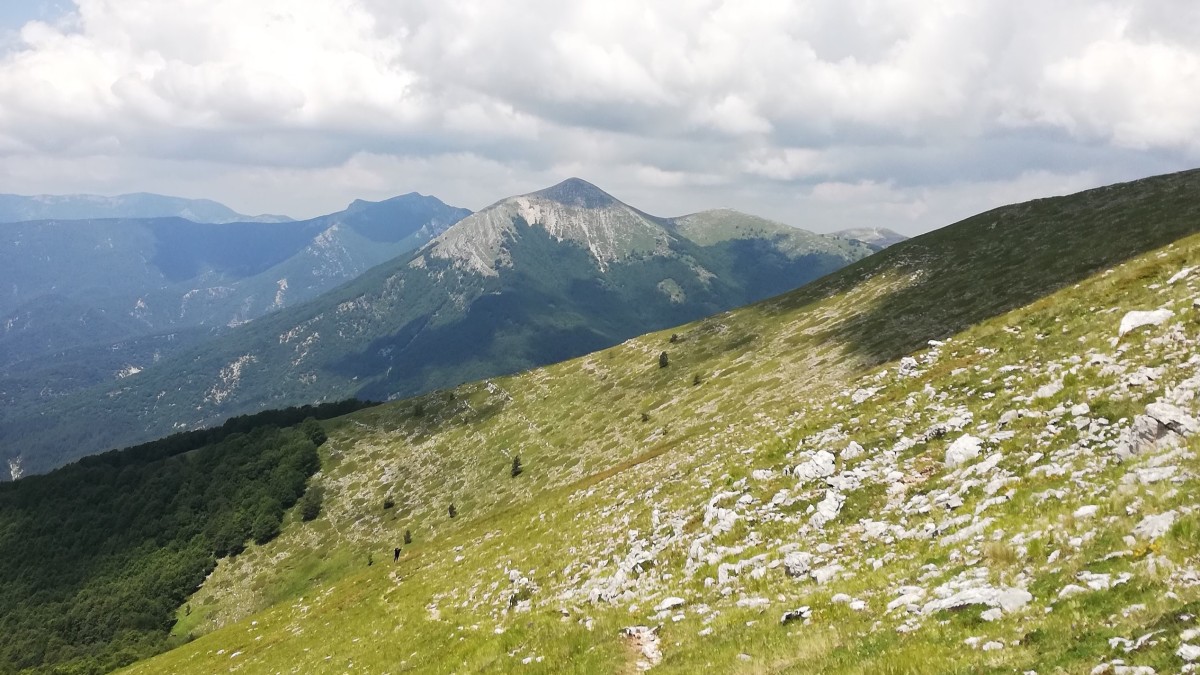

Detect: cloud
0,0,1196,232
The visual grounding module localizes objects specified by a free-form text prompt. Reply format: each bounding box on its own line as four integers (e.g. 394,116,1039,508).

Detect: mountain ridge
2,179,874,474
0,191,293,224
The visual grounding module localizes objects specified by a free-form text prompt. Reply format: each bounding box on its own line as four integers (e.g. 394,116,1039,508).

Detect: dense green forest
0,399,374,674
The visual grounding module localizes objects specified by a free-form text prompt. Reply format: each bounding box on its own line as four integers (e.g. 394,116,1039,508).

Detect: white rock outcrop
1118,309,1174,338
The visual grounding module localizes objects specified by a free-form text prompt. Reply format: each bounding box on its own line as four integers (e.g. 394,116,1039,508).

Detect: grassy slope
130,169,1200,673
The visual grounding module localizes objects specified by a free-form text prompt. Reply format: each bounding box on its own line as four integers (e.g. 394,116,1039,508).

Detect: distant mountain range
0,194,470,434
2,178,875,474
833,226,908,249
0,192,293,224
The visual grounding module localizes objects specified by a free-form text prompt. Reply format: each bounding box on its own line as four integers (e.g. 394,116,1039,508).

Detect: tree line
0,401,364,674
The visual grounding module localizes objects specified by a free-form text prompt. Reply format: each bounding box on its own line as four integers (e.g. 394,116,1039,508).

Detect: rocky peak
530,177,616,209
423,179,670,276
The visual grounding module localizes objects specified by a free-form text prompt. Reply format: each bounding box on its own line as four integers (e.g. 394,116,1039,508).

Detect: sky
0,1,1197,233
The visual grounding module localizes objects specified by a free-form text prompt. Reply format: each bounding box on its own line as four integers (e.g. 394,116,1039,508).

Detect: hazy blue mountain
0,193,470,417
0,192,293,224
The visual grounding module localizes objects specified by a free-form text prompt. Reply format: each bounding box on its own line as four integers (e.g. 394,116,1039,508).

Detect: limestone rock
1118,309,1174,338
1132,511,1177,540
944,435,983,468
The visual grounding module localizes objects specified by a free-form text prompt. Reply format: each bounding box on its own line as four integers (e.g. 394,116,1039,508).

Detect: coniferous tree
404,529,413,545
448,503,458,518
511,455,523,478
659,351,669,368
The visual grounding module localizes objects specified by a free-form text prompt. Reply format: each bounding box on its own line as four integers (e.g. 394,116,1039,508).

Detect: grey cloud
0,0,1196,235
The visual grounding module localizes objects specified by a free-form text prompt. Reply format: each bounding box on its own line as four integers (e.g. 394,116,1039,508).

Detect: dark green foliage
640,412,651,422
300,417,327,446
693,373,703,386
448,503,458,519
0,418,324,674
298,486,323,521
383,497,396,510
669,333,679,343
252,510,282,545
511,456,523,478
404,529,412,545
659,351,669,368
5,398,373,478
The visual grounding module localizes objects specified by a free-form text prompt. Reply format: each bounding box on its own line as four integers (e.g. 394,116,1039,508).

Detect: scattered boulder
780,606,811,625
1118,309,1174,338
944,435,983,468
653,597,685,613
1168,267,1195,284
1114,403,1198,459
782,552,813,578
1033,381,1063,400
810,490,845,529
1132,511,1177,540
842,441,865,461
922,586,1032,615
794,451,837,482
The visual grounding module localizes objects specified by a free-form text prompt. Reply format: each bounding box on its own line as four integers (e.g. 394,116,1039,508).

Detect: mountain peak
530,177,616,209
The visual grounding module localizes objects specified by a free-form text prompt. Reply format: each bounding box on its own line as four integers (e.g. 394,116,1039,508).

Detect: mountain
6,168,1200,674
832,226,908,249
0,193,470,428
1,178,874,474
0,192,292,224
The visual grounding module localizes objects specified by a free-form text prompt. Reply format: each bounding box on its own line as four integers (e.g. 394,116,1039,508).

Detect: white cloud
0,0,1196,232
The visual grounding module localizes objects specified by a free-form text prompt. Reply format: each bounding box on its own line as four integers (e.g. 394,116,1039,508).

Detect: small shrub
981,540,1020,569
511,456,523,478
659,352,669,368
404,529,412,545
693,373,703,386
449,503,457,518
669,333,679,343
640,412,650,422
298,486,323,521
383,497,395,510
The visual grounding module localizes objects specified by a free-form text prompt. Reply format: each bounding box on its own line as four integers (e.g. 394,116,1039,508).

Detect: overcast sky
0,1,1197,233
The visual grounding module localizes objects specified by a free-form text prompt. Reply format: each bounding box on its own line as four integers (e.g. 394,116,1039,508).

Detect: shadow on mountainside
765,168,1200,367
